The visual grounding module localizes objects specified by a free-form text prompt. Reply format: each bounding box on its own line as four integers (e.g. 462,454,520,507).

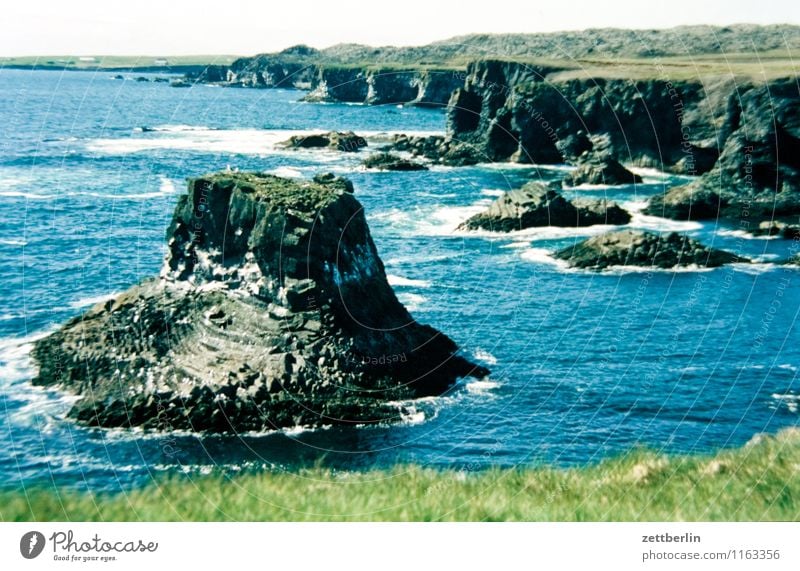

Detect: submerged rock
362,152,428,171
278,131,367,152
457,183,631,232
32,173,487,432
555,229,746,270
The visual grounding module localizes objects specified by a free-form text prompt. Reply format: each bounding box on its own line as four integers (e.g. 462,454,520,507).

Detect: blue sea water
0,69,798,493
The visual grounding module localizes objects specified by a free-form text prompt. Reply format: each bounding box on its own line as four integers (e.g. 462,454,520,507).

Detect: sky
2,0,799,56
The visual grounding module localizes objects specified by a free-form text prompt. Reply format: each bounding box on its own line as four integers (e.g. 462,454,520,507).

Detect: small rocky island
32,172,488,431
458,182,631,232
555,230,747,270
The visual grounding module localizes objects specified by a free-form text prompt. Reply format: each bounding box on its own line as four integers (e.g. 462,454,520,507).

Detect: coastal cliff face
446,60,734,171
445,60,800,226
302,68,462,106
31,173,487,432
191,57,461,106
644,78,800,227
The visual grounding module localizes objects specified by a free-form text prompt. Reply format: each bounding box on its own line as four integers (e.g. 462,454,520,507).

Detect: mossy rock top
195,172,345,211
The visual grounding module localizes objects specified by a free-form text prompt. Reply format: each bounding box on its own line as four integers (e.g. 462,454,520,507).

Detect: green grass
2,428,799,522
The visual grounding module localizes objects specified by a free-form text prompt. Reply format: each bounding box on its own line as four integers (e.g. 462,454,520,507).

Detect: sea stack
32,172,488,432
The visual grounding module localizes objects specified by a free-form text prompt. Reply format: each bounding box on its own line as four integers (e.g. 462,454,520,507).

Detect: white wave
139,124,216,133
599,264,717,275
0,331,78,430
0,176,32,190
628,212,703,233
87,128,321,156
465,379,501,395
81,191,176,200
387,274,431,288
397,292,427,311
563,183,615,190
0,238,27,246
716,229,778,241
622,199,648,213
482,162,560,171
629,167,695,183
730,262,779,275
771,393,799,414
519,248,721,274
416,204,488,235
89,128,451,157
0,190,55,200
472,348,498,366
501,241,533,249
158,176,177,194
520,248,570,269
68,292,117,310
480,188,507,197
464,223,617,241
398,406,427,426
266,166,303,179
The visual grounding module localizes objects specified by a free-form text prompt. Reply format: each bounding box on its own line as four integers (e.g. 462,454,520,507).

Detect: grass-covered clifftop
4,428,798,522
0,54,240,72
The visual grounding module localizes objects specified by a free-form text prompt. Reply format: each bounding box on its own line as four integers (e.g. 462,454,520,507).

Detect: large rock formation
644,79,800,228
458,182,631,232
31,173,488,432
302,67,462,106
445,60,733,170
555,230,747,270
445,61,800,228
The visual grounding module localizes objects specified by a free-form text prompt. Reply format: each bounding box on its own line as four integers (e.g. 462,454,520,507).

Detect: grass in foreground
2,428,799,522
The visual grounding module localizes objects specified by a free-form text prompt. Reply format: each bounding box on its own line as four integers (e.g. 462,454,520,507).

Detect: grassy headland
0,55,240,72
3,428,798,522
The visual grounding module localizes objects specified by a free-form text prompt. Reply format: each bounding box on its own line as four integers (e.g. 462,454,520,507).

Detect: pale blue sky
2,0,799,56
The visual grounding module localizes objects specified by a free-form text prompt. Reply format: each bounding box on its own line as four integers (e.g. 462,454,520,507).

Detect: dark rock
444,61,752,171
753,220,800,239
385,134,482,166
644,80,800,227
113,74,124,80
32,173,487,432
555,131,593,161
135,76,150,82
457,182,631,231
312,172,354,193
362,153,428,171
571,198,633,226
555,230,747,270
563,154,643,186
170,79,192,88
278,131,367,152
645,183,725,220
153,77,170,83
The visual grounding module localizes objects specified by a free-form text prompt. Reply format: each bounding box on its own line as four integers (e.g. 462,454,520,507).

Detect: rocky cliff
644,79,800,228
446,60,735,171
189,53,461,106
445,60,800,227
31,173,487,432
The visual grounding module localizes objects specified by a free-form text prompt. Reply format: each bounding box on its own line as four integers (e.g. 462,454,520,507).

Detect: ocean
0,69,798,493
